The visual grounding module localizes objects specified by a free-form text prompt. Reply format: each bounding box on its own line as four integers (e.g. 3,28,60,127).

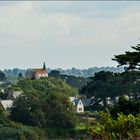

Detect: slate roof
74,99,92,106
81,99,92,106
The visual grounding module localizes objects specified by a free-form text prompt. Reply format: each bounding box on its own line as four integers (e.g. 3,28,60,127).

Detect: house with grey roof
0,100,13,111
0,90,23,111
69,97,92,113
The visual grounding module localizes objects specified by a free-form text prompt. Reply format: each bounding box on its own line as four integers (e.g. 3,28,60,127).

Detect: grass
76,116,96,131
76,123,86,130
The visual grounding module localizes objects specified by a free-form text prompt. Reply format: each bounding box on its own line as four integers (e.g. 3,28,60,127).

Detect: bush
89,112,140,139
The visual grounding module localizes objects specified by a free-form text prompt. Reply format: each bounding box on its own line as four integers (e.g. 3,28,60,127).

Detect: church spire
43,62,46,70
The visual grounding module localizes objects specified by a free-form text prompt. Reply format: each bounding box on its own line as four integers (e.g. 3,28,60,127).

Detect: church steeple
43,62,46,70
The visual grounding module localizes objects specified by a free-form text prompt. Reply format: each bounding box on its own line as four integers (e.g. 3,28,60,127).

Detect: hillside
15,77,78,97
0,77,78,139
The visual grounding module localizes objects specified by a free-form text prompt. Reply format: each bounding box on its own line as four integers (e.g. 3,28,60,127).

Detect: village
0,63,137,114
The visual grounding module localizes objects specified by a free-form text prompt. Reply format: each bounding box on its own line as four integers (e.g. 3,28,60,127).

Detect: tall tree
80,71,118,106
112,44,140,71
11,93,45,127
80,71,140,107
18,72,24,80
43,93,76,130
0,70,6,81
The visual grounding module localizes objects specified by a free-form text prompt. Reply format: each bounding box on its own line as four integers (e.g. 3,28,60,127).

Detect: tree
110,96,140,118
80,71,120,106
90,111,140,139
80,70,140,109
49,70,88,90
49,70,61,78
12,78,77,137
0,71,6,81
18,72,24,80
112,44,140,71
43,92,76,136
11,93,45,127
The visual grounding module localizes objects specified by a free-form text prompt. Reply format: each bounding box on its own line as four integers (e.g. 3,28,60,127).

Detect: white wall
77,100,84,113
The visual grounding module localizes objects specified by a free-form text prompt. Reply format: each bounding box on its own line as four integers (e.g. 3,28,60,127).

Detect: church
26,62,48,79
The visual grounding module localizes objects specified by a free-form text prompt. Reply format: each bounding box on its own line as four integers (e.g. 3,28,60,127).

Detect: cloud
0,1,140,69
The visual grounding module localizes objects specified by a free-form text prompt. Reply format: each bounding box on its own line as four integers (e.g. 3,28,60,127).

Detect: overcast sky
0,1,140,69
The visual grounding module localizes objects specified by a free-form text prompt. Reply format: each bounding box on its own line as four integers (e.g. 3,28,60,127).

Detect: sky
0,1,140,70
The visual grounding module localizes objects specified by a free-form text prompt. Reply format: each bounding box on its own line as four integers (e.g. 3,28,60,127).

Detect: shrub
89,112,140,139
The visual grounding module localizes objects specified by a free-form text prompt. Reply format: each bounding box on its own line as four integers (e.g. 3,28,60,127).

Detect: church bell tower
43,62,46,70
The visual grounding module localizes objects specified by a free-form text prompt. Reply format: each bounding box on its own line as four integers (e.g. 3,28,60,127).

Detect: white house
76,100,84,113
69,97,92,113
0,90,23,111
106,97,112,105
0,100,13,111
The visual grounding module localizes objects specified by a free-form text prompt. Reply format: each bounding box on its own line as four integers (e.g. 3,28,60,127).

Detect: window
79,108,82,111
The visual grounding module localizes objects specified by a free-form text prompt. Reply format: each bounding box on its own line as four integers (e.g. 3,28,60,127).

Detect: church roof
31,68,47,74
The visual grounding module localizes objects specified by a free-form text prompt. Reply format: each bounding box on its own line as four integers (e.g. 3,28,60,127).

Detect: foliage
0,71,6,81
0,91,6,99
43,92,76,129
0,103,47,140
11,93,45,127
90,112,140,139
49,70,88,90
4,68,25,78
0,124,47,140
42,92,76,137
54,67,124,77
113,43,140,71
17,77,78,96
110,96,140,118
18,72,24,80
10,78,77,138
10,91,76,137
3,67,124,78
80,71,120,106
80,71,140,108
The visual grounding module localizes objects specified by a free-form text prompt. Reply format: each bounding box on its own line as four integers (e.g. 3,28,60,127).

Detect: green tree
90,112,140,139
17,78,78,96
11,93,45,127
49,70,60,77
112,43,140,71
80,71,140,108
43,92,76,137
18,72,24,80
11,78,77,138
80,71,120,106
110,96,140,118
0,71,6,81
49,70,88,90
